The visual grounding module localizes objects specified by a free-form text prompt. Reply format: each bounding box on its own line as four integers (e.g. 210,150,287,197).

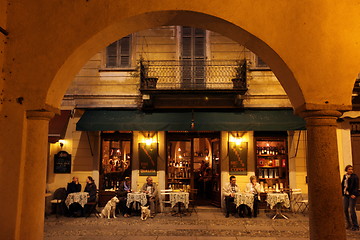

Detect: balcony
138,59,248,109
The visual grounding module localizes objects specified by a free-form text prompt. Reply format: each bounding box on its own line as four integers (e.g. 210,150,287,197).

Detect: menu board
54,151,71,173
139,143,158,176
229,142,248,175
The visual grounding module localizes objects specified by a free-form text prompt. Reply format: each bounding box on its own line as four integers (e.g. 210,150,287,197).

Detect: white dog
100,196,119,219
140,206,151,221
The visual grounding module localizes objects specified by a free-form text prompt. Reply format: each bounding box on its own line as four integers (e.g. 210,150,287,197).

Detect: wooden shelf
168,178,191,180
257,154,286,157
258,166,281,168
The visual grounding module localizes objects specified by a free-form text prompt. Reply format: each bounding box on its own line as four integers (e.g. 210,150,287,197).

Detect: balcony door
180,27,206,89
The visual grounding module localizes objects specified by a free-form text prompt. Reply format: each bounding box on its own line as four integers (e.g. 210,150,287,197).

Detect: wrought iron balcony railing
139,59,247,91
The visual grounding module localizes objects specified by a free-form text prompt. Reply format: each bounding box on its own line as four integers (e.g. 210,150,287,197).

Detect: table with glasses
234,192,255,210
266,192,290,219
169,191,189,217
126,192,147,208
65,192,89,208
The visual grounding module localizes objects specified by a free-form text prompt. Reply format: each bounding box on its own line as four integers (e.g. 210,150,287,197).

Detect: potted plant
232,59,247,89
140,58,158,89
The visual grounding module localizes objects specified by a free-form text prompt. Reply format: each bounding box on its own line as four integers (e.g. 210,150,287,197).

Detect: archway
3,2,360,239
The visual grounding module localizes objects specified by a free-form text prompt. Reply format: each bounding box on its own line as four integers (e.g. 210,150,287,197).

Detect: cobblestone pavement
44,206,360,240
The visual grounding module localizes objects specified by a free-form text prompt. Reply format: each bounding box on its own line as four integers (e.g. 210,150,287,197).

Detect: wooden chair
50,187,67,218
85,190,100,218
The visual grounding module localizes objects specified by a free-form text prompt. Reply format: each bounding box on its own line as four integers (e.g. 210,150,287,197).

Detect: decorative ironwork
139,59,247,90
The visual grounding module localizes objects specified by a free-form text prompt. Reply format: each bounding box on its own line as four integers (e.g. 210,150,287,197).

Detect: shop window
255,136,289,191
100,132,132,190
106,35,132,68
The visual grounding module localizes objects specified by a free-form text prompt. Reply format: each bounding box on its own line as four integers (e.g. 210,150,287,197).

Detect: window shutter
106,41,118,67
120,36,130,67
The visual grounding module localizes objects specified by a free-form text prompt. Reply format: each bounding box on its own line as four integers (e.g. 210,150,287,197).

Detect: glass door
166,132,221,206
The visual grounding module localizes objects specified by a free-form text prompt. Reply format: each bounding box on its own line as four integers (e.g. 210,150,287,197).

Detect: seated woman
84,176,97,202
245,175,261,217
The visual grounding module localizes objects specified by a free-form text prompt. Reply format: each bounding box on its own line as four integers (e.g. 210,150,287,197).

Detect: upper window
106,35,132,68
254,55,270,69
180,27,207,88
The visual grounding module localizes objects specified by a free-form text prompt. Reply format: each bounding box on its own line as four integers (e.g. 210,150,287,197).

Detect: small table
266,192,290,219
169,192,189,217
126,192,147,208
65,192,89,208
234,192,255,210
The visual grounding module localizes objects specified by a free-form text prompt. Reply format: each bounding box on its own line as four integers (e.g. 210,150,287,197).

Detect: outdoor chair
50,187,67,218
188,189,198,214
290,189,309,214
84,190,100,218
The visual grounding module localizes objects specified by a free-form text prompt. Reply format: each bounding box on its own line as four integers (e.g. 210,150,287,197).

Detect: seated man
117,176,132,217
223,175,239,218
66,176,81,195
141,176,158,217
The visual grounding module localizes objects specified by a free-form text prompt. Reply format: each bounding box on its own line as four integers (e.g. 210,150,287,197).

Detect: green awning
76,109,306,131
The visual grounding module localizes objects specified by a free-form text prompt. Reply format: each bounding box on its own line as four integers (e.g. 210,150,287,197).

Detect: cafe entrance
166,131,221,206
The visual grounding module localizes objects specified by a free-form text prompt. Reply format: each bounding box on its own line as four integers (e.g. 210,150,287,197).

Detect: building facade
47,26,350,208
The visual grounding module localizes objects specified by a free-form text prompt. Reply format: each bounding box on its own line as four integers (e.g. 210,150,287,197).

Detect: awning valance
48,110,71,143
76,109,306,131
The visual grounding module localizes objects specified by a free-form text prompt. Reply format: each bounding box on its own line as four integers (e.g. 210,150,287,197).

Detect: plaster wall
63,26,291,109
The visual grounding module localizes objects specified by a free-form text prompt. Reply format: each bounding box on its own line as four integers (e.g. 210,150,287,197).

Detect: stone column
302,110,346,240
19,110,54,240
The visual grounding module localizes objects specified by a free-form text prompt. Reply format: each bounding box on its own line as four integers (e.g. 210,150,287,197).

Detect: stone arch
47,10,304,110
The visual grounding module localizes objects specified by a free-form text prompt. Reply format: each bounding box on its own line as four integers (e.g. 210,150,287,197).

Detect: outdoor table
234,192,254,210
65,192,89,208
169,191,189,217
266,192,290,219
126,192,147,208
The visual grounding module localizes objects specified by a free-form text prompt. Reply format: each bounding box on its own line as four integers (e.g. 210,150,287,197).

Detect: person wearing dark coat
117,177,132,217
66,176,81,194
84,176,97,202
341,165,360,231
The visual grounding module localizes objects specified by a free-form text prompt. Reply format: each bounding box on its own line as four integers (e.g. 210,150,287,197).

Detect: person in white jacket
245,175,261,217
223,175,240,218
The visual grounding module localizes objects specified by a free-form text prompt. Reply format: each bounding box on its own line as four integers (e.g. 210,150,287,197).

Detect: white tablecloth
234,192,255,210
169,192,189,209
266,193,290,209
126,192,147,208
65,192,89,208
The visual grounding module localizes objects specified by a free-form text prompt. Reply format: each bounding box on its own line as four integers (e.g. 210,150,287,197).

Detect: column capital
299,109,343,119
299,110,342,127
26,109,55,121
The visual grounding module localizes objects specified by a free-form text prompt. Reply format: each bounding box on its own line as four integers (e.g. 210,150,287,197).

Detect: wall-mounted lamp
142,131,157,146
228,132,245,146
59,139,65,149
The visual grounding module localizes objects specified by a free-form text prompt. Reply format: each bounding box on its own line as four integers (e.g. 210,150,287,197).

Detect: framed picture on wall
139,143,158,176
229,142,248,175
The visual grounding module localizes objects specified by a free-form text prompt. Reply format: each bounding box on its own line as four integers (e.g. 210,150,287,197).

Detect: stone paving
44,206,360,240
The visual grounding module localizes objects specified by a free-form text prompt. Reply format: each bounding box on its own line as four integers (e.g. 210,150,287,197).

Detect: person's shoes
351,227,359,231
123,213,130,218
225,212,229,218
150,214,155,218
